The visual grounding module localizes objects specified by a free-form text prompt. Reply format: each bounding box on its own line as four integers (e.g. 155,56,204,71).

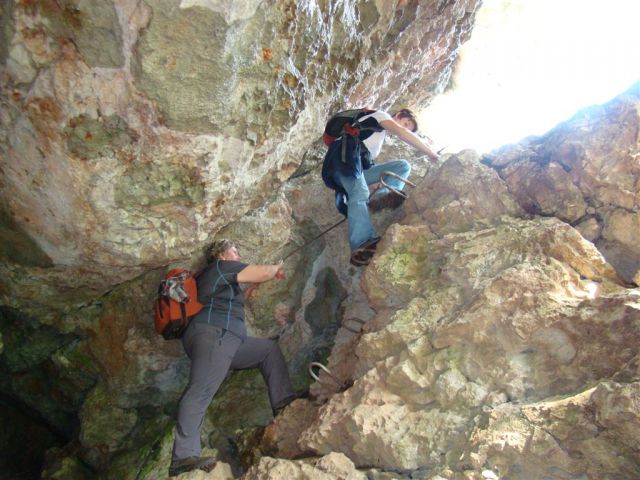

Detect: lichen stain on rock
114,161,205,208
283,72,299,89
64,114,138,161
261,47,273,61
37,0,124,68
89,311,128,380
25,96,62,126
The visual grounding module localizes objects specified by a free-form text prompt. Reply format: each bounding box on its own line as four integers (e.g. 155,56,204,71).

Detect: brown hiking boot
350,237,381,266
169,456,216,477
368,192,406,212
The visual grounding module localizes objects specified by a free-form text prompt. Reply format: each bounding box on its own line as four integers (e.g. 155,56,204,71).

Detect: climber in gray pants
170,239,294,477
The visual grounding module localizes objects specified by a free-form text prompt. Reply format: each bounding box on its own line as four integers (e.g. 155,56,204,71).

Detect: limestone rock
169,461,234,480
0,3,483,472
296,209,639,474
485,81,640,283
403,151,524,235
1,1,638,479
260,399,319,459
79,384,138,466
242,452,366,480
463,382,640,479
0,0,481,321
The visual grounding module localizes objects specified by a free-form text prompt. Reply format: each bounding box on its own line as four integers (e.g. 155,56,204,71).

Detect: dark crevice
0,306,97,478
0,392,71,442
0,393,67,480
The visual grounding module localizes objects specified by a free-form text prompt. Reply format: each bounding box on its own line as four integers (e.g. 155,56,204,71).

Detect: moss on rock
79,383,138,455
41,451,93,480
0,307,95,438
64,114,137,160
114,161,205,207
0,307,69,372
105,419,174,480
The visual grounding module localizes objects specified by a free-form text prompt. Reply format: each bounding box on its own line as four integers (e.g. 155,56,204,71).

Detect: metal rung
308,362,347,389
379,171,416,199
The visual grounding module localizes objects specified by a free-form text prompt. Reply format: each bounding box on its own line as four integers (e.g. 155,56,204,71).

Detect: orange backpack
154,269,203,339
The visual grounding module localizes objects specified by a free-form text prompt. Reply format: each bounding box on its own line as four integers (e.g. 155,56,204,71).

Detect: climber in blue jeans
322,108,440,266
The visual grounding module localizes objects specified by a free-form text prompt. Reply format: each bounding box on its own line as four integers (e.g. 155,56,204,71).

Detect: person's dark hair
392,108,418,132
205,239,235,262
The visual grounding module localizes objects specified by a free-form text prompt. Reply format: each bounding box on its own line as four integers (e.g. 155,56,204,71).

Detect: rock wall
0,0,478,319
0,0,481,478
483,81,640,284
260,148,640,479
1,1,639,479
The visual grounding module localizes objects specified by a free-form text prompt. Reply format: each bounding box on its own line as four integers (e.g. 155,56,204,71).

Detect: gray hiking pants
171,322,293,460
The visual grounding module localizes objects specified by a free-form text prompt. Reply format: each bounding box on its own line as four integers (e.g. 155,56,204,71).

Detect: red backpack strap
343,123,360,137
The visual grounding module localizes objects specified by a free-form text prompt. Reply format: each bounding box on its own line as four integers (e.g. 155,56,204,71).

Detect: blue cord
215,260,234,332
206,260,224,325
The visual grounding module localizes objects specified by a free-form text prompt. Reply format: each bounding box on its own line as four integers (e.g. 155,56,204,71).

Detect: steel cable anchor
378,170,416,199
308,361,352,392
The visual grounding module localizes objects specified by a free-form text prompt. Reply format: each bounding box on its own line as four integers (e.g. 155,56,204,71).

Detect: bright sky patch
419,0,640,154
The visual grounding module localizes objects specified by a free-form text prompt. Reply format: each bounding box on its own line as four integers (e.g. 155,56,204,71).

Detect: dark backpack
154,269,203,340
322,108,384,147
322,108,384,170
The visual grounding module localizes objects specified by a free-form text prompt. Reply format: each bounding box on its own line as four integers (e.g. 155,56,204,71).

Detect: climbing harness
308,361,351,392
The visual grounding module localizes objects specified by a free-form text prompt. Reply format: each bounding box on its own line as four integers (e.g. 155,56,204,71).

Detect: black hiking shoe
272,390,310,417
168,456,216,477
368,192,406,213
350,237,381,267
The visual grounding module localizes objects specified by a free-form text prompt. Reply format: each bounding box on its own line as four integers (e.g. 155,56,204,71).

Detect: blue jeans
332,159,411,251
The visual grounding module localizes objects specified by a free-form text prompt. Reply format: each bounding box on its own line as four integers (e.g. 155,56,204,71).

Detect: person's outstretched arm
379,118,440,162
237,261,284,284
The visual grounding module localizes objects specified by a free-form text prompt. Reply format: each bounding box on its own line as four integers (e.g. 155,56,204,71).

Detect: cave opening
0,307,97,479
0,393,68,480
419,0,640,153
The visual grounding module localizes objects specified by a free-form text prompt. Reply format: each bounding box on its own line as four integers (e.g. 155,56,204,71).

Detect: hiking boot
272,390,310,417
350,237,381,267
168,456,216,477
368,192,406,213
